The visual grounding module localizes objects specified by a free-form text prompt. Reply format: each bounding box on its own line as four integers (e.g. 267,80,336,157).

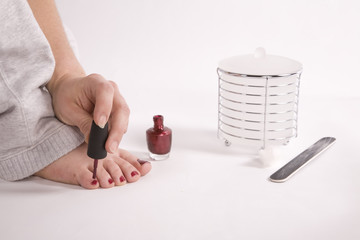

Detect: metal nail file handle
269,137,336,183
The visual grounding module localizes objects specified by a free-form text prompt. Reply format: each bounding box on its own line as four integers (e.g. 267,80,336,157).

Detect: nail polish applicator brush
87,120,109,179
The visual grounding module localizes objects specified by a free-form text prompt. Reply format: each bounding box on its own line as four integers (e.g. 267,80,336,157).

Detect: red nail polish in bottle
146,115,172,160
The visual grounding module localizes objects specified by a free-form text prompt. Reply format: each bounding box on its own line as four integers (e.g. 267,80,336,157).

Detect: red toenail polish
137,159,150,165
120,176,126,182
108,178,114,184
91,179,98,185
131,171,139,177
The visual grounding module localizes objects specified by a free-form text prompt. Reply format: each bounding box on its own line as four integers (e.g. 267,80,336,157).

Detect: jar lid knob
254,47,266,59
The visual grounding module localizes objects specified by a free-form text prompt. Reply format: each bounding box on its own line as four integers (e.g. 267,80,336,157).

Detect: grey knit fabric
0,0,84,181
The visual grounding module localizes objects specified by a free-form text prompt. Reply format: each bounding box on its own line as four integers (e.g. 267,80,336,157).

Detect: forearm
27,0,85,94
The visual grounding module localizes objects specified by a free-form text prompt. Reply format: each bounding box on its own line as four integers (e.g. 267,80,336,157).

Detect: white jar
217,48,302,150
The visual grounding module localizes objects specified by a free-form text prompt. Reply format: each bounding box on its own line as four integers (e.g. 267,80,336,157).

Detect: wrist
47,62,86,95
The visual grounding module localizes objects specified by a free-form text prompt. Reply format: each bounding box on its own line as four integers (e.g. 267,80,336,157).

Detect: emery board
269,137,336,183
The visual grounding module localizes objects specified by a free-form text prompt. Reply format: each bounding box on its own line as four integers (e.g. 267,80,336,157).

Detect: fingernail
137,159,150,165
110,142,118,153
108,178,114,184
131,171,139,177
98,115,107,128
119,176,126,182
91,179,98,185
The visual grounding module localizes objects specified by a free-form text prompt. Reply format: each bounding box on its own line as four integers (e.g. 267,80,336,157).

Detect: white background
55,0,360,99
55,0,360,136
1,1,359,240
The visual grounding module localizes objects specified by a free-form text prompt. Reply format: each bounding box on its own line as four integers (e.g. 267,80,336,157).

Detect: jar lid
218,47,302,76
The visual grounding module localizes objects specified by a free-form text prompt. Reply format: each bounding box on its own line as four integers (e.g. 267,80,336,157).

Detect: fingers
106,81,130,153
91,74,115,129
82,74,130,152
70,108,93,143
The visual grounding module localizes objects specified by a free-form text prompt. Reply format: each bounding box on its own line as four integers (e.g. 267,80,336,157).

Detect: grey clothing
0,0,84,181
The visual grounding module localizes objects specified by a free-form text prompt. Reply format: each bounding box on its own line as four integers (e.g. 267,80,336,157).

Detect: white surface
1,1,360,239
1,96,359,240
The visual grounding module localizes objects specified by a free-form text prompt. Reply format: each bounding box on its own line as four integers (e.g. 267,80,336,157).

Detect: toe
137,159,152,175
114,158,141,183
102,158,127,186
95,162,115,188
118,149,152,176
76,169,99,190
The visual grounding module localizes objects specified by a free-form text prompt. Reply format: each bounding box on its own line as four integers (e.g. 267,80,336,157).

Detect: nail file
269,137,336,183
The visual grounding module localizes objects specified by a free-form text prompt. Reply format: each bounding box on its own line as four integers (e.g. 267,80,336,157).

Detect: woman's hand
47,73,130,154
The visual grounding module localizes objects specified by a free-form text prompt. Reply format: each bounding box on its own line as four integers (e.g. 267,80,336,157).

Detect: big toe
77,169,99,189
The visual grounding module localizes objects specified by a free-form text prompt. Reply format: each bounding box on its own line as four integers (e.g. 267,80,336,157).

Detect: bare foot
34,143,152,189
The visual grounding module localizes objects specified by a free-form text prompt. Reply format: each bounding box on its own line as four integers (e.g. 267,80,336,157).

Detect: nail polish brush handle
87,120,108,179
87,120,109,159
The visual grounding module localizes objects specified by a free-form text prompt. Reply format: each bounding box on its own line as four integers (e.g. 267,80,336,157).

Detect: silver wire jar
217,48,302,150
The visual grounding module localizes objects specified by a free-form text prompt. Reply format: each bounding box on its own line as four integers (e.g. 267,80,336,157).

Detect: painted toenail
120,176,126,182
131,171,139,177
108,178,114,184
91,179,98,185
137,159,150,165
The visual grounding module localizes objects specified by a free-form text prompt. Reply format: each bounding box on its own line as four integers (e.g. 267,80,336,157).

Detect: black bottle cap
87,120,108,159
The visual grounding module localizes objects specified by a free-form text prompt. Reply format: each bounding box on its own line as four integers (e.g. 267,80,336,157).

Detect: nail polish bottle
146,115,172,160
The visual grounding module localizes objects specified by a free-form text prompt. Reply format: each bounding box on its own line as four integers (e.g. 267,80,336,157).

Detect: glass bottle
146,115,172,160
